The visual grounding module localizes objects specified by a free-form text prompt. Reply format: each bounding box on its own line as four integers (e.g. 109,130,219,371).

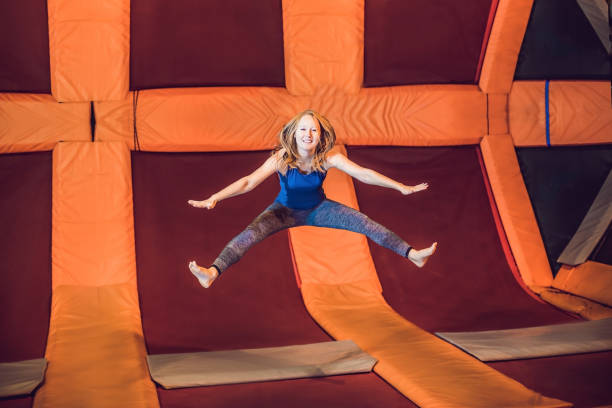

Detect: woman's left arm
326,152,428,195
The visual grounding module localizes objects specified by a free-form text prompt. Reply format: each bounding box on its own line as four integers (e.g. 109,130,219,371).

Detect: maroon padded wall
346,146,612,407
130,0,285,90
364,0,494,86
132,151,415,408
0,152,52,363
0,1,50,93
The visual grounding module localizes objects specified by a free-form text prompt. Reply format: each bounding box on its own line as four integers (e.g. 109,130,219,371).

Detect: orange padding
480,134,553,287
52,141,137,287
35,141,158,408
554,262,612,307
509,81,612,146
302,282,570,408
290,151,568,407
289,146,381,289
95,86,485,150
33,284,158,408
479,0,533,94
48,0,129,102
283,0,363,96
539,288,612,321
0,93,90,153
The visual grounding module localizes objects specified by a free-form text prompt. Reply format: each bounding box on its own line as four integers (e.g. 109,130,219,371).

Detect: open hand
401,182,429,195
188,198,217,209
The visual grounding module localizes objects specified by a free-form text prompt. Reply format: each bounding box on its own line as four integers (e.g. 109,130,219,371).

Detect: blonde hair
274,110,336,175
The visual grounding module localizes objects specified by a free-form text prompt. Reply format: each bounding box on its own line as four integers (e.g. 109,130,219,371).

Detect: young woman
188,110,437,288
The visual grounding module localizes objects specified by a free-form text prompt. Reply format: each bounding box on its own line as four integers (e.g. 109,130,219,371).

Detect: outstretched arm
326,152,428,195
188,152,280,209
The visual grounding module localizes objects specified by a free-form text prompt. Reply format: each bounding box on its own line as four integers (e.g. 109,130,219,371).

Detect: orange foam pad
539,288,612,321
48,0,129,102
510,81,612,146
289,145,381,289
0,93,90,153
52,141,136,287
554,262,612,307
283,0,363,96
487,93,509,135
479,0,533,94
95,86,485,150
301,282,570,407
33,284,158,408
480,134,553,287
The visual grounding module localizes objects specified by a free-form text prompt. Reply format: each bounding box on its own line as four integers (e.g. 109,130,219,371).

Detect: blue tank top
275,167,327,209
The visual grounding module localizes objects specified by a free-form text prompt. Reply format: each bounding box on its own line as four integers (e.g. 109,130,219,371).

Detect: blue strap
545,80,550,147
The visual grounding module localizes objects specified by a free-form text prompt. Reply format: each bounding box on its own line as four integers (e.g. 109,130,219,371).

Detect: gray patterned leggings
212,199,411,273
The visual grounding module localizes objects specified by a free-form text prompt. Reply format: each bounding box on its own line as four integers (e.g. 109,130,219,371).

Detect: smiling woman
187,110,437,288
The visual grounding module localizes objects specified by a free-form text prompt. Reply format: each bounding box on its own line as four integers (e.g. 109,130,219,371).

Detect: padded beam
95,86,485,150
479,0,533,93
48,0,129,101
290,151,569,407
0,359,47,398
34,142,158,408
558,170,612,266
480,134,553,287
487,93,509,135
0,94,90,153
148,340,376,389
538,287,612,321
437,318,612,361
283,0,363,96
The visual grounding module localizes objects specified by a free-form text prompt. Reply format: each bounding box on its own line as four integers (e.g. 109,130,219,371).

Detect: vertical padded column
48,0,130,101
283,0,364,96
479,0,533,93
34,141,158,408
480,134,553,288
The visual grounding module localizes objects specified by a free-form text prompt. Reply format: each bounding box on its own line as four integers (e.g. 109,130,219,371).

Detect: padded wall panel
0,94,90,153
0,1,50,93
516,145,612,274
0,152,51,363
48,0,130,101
479,0,533,94
515,0,610,80
364,0,494,86
283,0,363,96
132,151,413,407
130,0,285,90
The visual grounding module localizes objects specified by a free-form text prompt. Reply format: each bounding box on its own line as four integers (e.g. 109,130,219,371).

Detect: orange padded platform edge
554,262,612,308
290,150,569,407
283,0,363,96
480,134,553,288
48,0,129,102
34,141,158,408
95,86,485,150
510,81,612,146
0,93,90,153
539,288,612,321
479,0,533,94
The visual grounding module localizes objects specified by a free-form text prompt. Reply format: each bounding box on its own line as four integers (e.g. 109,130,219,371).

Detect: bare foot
407,242,438,268
189,261,218,288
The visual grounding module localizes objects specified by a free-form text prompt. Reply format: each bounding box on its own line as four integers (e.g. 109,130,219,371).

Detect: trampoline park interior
1,0,612,407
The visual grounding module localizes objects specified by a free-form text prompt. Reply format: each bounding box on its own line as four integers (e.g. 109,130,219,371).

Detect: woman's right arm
188,152,281,209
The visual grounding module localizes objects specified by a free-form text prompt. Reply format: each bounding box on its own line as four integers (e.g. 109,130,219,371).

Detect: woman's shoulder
323,149,346,170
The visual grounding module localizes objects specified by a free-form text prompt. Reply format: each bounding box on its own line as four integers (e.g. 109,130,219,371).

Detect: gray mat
147,340,377,389
0,358,47,398
558,170,612,266
436,318,612,361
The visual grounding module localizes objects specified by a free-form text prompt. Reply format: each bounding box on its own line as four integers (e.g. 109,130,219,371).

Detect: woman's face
294,114,321,153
